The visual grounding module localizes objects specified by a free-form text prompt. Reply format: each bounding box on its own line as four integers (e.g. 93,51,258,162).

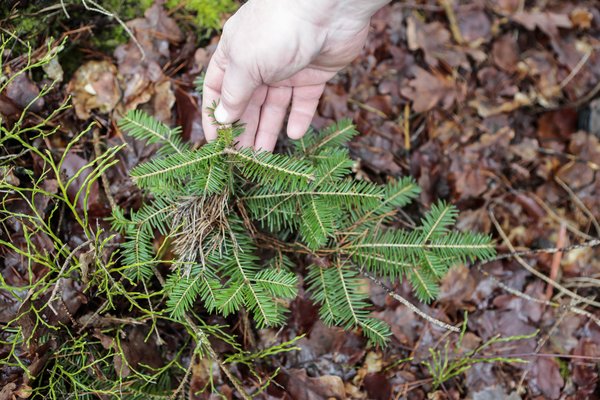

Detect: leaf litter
2,0,600,399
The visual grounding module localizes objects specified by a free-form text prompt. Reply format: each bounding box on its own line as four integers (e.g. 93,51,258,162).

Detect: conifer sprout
114,111,496,346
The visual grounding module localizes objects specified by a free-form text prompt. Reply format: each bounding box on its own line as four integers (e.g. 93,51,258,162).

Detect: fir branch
420,202,458,243
130,143,224,189
225,147,315,188
118,110,189,156
116,111,496,347
297,119,359,155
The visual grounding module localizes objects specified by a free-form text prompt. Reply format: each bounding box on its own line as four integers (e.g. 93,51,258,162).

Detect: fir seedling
115,111,496,346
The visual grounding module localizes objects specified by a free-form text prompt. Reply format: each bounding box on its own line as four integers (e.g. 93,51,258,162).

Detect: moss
165,0,238,32
86,0,154,52
98,0,155,21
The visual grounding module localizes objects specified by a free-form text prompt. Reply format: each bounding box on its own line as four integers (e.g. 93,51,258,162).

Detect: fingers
214,63,261,125
254,86,292,151
201,49,226,142
286,84,325,140
235,85,268,149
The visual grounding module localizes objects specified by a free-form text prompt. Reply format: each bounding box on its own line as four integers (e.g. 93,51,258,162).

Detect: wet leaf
401,67,465,112
277,368,346,400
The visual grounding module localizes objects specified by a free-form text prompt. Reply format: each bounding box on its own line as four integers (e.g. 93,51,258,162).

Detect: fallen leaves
69,60,121,119
570,7,594,29
277,369,346,400
401,67,465,113
68,3,182,122
4,0,600,399
406,17,468,70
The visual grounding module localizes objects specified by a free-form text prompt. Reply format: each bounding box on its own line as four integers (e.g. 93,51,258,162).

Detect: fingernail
214,104,229,123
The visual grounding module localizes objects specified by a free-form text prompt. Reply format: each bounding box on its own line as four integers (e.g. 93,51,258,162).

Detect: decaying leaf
68,60,120,119
401,67,465,112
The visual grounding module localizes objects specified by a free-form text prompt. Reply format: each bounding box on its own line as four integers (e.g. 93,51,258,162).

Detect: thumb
214,63,261,124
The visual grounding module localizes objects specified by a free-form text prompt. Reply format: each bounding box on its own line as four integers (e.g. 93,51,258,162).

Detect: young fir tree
112,110,495,346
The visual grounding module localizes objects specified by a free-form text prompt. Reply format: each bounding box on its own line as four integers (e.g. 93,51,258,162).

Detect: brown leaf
189,357,220,400
513,11,573,36
406,17,468,69
60,152,102,213
13,385,32,399
152,79,176,122
175,86,204,145
401,67,464,112
0,383,17,400
530,357,564,399
438,265,477,312
363,373,391,400
457,6,491,44
492,34,520,73
5,74,44,112
469,92,531,118
278,369,346,400
491,0,521,15
0,93,21,121
570,8,594,29
512,11,577,68
125,3,183,63
68,60,121,120
112,2,181,120
572,339,599,397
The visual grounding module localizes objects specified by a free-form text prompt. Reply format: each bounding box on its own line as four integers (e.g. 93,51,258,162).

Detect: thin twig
546,223,566,300
438,0,463,44
476,263,600,327
363,271,460,333
80,0,146,59
559,48,593,90
59,0,70,17
555,176,600,235
489,209,600,308
536,148,599,171
517,298,574,393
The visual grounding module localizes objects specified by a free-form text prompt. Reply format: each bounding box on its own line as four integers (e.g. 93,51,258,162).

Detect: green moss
165,0,238,32
99,0,155,20
557,358,570,380
87,0,154,52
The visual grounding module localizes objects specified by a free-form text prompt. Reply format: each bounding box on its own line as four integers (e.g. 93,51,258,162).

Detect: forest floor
1,0,600,399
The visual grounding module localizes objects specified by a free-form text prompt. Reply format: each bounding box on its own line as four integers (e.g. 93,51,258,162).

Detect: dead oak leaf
512,11,573,37
570,8,594,29
530,357,564,399
401,67,465,112
492,34,520,73
406,17,469,69
278,368,346,400
512,11,576,68
68,60,120,120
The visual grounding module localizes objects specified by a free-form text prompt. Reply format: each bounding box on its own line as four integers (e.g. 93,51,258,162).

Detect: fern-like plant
113,111,495,346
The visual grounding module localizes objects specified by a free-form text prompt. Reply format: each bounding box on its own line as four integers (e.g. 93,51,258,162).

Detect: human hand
201,0,388,151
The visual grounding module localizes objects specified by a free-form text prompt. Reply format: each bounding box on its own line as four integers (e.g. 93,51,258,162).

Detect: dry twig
363,271,460,332
489,209,600,308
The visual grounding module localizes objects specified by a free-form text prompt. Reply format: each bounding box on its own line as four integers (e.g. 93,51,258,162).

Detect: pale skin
201,0,391,151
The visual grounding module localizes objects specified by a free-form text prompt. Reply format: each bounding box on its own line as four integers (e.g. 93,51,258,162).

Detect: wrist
337,0,391,20
285,0,390,29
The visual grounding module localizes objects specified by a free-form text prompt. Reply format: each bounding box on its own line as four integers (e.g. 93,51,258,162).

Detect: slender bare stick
80,0,146,59
489,210,600,308
59,0,70,17
363,271,460,333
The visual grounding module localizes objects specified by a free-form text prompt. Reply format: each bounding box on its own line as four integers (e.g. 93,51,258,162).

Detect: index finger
201,49,227,142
